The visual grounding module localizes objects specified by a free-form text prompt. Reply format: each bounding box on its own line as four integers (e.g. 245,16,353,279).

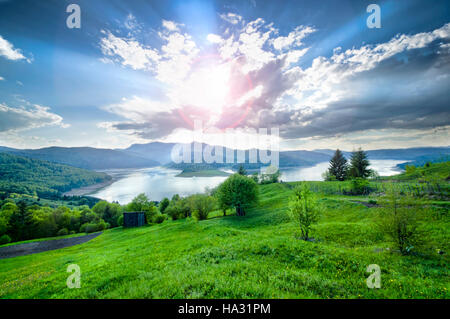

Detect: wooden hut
123,212,146,227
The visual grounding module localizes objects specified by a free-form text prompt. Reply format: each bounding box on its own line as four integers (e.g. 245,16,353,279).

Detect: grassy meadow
0,178,448,299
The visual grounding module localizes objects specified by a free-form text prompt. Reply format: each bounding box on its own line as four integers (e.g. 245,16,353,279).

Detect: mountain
1,143,448,171
0,152,111,198
0,147,159,170
124,142,176,165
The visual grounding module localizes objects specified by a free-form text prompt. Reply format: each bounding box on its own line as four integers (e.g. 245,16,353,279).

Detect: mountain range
0,143,448,171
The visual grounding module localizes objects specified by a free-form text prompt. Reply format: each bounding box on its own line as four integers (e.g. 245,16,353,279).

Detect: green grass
176,170,230,177
0,183,448,299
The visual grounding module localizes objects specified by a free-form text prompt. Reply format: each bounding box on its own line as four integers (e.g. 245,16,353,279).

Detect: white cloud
162,20,181,32
0,35,30,62
99,30,160,70
0,102,67,132
219,13,242,25
0,76,4,81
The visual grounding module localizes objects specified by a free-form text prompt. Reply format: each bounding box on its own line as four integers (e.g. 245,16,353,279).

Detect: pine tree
349,148,371,178
327,149,348,181
237,164,247,175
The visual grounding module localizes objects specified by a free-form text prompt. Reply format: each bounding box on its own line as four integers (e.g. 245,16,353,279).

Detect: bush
378,186,427,255
81,220,107,233
0,234,11,245
349,178,370,195
190,194,217,221
289,183,320,241
57,228,69,236
152,214,166,224
117,215,124,226
166,198,191,220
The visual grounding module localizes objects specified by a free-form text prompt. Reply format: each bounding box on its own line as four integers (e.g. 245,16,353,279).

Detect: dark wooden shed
123,212,146,227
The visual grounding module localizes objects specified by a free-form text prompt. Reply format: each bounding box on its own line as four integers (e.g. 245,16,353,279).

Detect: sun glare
178,63,230,114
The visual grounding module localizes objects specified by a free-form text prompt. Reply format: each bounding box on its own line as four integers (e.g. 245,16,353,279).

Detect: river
85,159,406,204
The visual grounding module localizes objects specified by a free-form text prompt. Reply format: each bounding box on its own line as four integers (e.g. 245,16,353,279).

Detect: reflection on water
280,159,406,182
91,160,406,204
90,167,227,204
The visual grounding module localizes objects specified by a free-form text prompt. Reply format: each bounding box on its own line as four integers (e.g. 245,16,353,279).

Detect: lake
89,160,406,204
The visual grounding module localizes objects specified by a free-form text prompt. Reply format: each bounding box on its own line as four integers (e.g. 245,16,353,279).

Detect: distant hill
384,161,450,182
0,153,111,198
1,143,448,171
0,146,159,170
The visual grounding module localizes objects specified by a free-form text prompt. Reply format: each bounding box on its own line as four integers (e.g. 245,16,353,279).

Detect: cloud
0,102,67,132
219,13,243,25
99,30,160,70
0,76,4,81
99,14,450,147
0,35,30,62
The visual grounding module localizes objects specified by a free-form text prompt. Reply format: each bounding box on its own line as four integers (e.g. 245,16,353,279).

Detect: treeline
0,153,111,198
322,148,378,194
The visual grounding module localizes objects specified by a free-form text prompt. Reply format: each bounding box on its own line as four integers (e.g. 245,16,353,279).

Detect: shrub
117,215,124,226
289,183,320,241
349,178,370,195
378,186,427,255
190,194,217,221
152,214,166,224
0,234,11,245
57,228,69,236
81,220,107,233
166,198,190,220
159,198,170,214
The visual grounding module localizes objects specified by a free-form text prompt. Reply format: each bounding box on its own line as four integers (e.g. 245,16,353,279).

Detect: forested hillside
0,153,111,198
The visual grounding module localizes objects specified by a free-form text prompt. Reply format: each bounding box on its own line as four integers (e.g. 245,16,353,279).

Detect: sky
0,0,449,151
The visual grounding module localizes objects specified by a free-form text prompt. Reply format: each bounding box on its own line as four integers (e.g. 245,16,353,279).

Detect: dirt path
0,232,102,260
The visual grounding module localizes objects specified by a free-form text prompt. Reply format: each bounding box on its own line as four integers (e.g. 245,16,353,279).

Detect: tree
327,149,348,181
237,164,247,175
190,194,217,221
165,198,190,220
8,201,33,241
126,193,156,223
348,148,371,178
159,197,170,214
289,183,320,241
217,174,258,216
378,185,427,255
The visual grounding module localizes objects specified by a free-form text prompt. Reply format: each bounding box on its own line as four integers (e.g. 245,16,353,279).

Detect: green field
0,181,448,299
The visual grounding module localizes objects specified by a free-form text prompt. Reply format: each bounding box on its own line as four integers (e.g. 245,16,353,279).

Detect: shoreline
63,177,117,197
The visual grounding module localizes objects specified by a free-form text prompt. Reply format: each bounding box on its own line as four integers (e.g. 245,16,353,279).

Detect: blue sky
0,0,449,150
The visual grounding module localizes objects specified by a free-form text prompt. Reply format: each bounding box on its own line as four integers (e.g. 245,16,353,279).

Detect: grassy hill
0,147,158,170
0,153,111,198
385,161,450,182
0,182,448,299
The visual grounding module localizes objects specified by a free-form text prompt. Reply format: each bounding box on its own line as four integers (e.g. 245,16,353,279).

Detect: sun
178,62,230,114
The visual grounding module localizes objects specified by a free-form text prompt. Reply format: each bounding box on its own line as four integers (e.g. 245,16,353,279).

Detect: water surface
90,160,406,204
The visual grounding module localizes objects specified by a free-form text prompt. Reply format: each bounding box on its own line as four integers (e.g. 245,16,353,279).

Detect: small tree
289,183,320,241
190,194,217,221
327,149,348,181
217,174,258,216
159,197,170,214
349,148,371,178
237,164,247,175
378,185,426,255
